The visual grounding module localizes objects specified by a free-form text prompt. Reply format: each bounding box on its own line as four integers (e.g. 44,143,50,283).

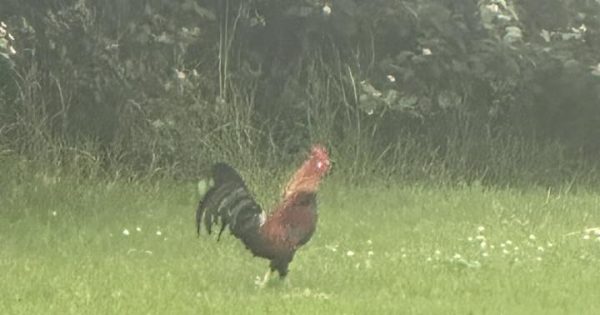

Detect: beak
325,158,334,176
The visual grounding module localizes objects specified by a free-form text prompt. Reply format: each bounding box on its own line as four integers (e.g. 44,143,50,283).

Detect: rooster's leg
256,269,274,288
257,257,293,287
263,269,274,283
271,256,291,279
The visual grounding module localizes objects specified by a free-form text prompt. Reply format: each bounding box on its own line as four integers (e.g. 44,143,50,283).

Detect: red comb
310,144,329,161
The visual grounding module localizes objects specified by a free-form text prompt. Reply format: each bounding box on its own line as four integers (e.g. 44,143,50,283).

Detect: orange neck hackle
283,144,331,198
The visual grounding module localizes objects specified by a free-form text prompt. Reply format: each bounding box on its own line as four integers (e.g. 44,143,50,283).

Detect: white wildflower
514,246,519,251
386,74,396,83
453,253,462,260
480,241,487,250
52,211,57,217
505,240,513,245
475,235,486,241
546,242,553,248
477,226,485,233
537,246,545,252
346,250,355,257
156,230,162,236
316,292,331,300
136,227,142,232
422,48,432,56
367,251,374,256
304,288,312,296
176,69,186,80
529,234,536,241
467,236,474,242
122,229,130,236
583,234,591,240
502,249,509,255
536,256,542,261
575,24,587,33
482,252,489,257
366,239,373,245
486,4,499,13
426,257,432,262
322,4,332,16
591,64,600,76
434,250,441,256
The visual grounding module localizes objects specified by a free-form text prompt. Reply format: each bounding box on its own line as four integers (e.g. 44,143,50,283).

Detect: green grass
1,171,600,314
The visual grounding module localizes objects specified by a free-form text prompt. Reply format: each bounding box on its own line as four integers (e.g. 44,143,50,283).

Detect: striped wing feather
196,163,263,241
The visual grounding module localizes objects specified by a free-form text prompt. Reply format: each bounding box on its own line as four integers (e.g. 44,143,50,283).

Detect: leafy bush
1,0,600,183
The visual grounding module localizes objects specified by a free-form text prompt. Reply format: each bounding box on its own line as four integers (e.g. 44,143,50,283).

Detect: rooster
196,145,330,285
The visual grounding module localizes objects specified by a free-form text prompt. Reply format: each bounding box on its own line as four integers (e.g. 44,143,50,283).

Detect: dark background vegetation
1,0,600,185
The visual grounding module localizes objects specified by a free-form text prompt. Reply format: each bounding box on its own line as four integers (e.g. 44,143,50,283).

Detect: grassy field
1,170,600,314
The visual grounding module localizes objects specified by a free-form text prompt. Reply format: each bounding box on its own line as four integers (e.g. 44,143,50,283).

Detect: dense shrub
1,0,600,183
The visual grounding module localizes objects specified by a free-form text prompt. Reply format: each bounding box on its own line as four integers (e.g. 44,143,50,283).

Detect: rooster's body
196,145,330,281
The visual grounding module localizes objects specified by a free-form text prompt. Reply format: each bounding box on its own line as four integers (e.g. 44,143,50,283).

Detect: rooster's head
309,144,331,177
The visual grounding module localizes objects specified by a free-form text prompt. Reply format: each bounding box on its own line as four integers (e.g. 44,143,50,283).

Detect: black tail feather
196,163,263,242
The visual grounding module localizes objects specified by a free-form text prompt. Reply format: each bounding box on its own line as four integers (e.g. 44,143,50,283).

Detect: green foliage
1,0,600,182
0,21,16,64
0,20,17,128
